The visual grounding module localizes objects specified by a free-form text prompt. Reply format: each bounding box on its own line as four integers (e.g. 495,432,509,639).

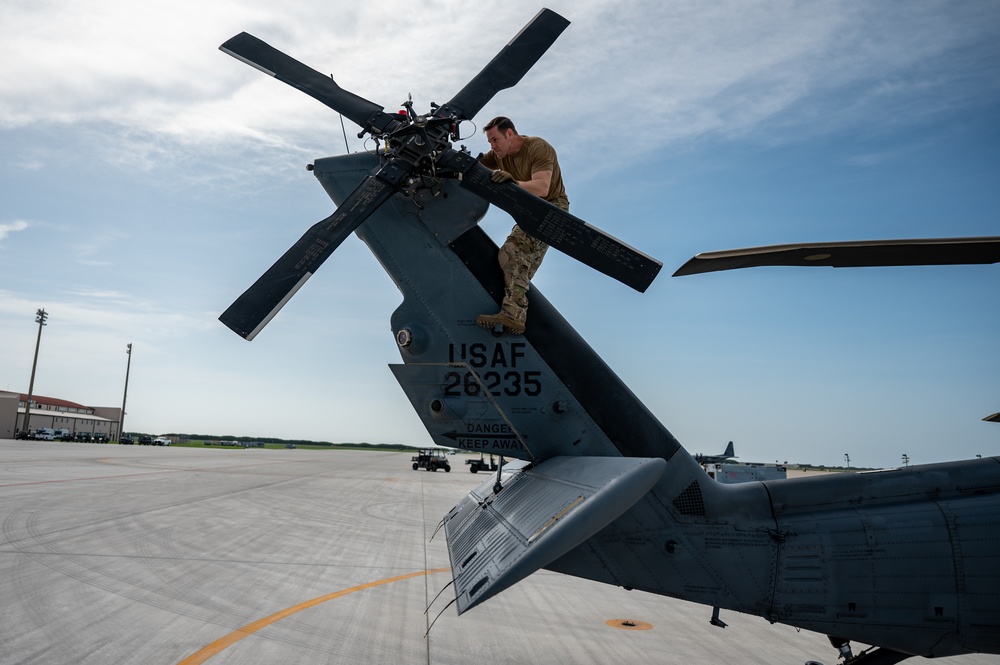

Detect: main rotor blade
443,152,662,292
439,8,570,122
220,32,401,136
673,237,1000,276
220,166,406,340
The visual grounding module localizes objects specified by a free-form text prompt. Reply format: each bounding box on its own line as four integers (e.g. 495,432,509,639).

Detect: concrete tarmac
0,440,993,665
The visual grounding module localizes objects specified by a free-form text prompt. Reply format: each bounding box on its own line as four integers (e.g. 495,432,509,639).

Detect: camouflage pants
497,225,549,322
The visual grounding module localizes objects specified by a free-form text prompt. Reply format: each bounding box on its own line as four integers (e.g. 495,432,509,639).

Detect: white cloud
0,220,29,243
68,288,133,301
0,288,214,340
2,0,995,158
69,227,127,266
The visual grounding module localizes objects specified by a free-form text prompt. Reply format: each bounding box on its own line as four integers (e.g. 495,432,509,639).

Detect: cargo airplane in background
217,8,1000,665
693,441,737,465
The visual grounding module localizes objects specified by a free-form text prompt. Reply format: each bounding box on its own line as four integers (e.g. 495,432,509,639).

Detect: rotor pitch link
440,150,663,293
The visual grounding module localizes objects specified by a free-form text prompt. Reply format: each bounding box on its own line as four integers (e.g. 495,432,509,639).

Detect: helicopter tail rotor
219,8,663,339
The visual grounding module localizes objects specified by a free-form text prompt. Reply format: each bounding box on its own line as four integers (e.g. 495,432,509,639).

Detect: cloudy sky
1,0,997,468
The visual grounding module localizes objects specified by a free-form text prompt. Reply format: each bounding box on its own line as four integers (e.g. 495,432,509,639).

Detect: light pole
22,308,48,436
901,453,910,467
844,452,851,470
119,343,132,441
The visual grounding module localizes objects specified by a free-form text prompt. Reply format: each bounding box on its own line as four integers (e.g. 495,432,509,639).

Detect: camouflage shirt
480,136,569,210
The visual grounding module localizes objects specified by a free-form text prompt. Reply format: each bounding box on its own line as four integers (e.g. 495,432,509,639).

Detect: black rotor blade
443,152,662,292
220,32,401,136
673,237,1000,276
220,165,407,340
439,8,570,122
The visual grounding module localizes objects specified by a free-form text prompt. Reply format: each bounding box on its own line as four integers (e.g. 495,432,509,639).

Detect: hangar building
0,390,121,440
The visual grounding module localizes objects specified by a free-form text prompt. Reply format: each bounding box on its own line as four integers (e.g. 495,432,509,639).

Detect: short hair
484,116,517,134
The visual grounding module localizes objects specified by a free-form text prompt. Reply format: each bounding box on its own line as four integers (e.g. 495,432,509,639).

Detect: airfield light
119,343,133,441
22,308,49,436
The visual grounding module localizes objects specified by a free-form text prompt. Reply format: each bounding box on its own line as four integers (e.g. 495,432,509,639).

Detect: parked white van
35,428,56,440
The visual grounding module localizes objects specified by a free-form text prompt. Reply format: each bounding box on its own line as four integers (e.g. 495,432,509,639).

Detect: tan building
0,390,121,440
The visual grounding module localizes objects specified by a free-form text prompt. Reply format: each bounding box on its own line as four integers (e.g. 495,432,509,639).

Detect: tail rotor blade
439,8,570,122
444,153,662,292
220,32,402,136
220,171,400,340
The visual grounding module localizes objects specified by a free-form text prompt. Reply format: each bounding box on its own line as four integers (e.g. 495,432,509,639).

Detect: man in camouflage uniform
477,117,569,334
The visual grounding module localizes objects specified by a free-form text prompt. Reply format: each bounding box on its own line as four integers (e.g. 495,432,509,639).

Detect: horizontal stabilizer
673,236,1000,276
444,455,666,614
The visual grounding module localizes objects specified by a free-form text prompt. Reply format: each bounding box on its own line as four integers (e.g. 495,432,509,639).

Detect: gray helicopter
218,9,1000,664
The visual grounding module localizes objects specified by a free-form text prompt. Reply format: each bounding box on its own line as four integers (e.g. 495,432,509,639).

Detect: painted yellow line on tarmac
177,567,451,664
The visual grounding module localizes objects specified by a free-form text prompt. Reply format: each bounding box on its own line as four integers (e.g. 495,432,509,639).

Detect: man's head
484,116,522,159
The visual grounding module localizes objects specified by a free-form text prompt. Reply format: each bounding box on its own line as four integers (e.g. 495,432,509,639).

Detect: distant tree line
164,433,419,451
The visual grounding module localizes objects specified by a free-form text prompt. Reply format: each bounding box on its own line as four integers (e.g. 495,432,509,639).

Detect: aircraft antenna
338,111,350,154
424,597,457,637
424,578,455,615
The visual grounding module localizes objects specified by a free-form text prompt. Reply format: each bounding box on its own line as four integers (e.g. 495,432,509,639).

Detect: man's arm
518,138,556,199
489,168,552,198
518,169,552,198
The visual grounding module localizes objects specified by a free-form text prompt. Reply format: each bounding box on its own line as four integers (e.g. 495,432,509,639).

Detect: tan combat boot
477,292,527,335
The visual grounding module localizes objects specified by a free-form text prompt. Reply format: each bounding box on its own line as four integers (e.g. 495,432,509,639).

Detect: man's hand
491,169,515,183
